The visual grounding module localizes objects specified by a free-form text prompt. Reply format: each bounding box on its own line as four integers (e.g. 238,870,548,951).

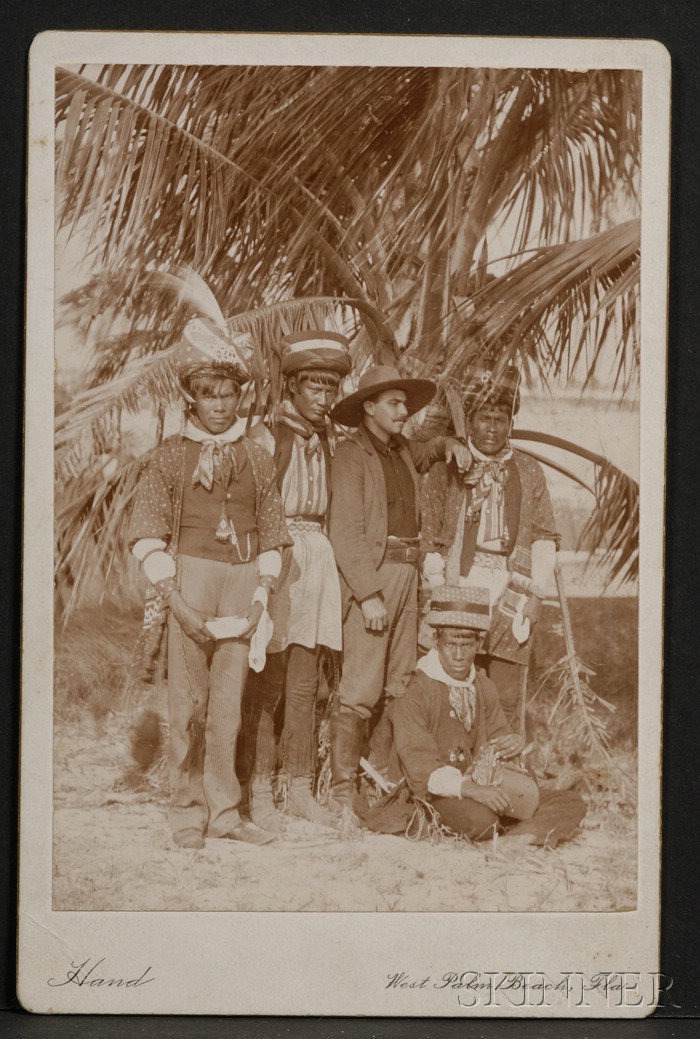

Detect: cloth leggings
241,644,319,779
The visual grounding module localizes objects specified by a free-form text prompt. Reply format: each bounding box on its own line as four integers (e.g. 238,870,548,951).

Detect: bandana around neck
277,398,335,457
464,437,513,545
416,648,477,730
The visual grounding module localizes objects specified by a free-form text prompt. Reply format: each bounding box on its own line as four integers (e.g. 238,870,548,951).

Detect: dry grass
53,599,144,724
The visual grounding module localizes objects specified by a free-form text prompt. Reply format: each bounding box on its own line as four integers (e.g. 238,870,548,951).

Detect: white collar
415,648,476,689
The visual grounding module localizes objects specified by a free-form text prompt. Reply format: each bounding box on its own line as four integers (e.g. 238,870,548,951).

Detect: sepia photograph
19,31,668,1016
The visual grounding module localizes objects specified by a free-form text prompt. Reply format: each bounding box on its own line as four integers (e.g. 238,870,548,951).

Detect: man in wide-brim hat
128,317,292,851
388,585,586,845
326,365,471,815
241,330,352,830
420,363,559,727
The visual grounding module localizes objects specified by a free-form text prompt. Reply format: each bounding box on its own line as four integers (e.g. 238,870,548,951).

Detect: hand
168,592,212,645
470,783,512,814
445,437,472,473
422,550,446,592
521,593,542,627
490,733,526,760
360,594,388,632
239,600,265,639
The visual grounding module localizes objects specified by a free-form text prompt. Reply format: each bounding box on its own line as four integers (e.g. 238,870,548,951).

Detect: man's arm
407,435,470,474
127,453,175,547
390,675,443,798
529,459,559,545
130,467,213,644
522,458,559,624
251,444,293,554
419,461,449,554
329,440,383,603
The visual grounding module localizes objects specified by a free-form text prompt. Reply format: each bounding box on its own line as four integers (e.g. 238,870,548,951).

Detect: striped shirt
280,434,329,518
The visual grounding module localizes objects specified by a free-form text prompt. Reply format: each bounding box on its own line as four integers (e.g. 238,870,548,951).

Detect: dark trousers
241,644,319,779
431,787,587,847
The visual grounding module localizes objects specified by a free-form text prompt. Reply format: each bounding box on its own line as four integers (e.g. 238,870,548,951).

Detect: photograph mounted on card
19,30,668,1016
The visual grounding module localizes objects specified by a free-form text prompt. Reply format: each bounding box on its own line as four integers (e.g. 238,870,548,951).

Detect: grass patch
54,600,144,724
531,597,638,739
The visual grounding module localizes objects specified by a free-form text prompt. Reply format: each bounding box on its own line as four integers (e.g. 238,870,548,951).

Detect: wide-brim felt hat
280,330,352,377
463,365,521,416
330,365,436,428
426,584,491,631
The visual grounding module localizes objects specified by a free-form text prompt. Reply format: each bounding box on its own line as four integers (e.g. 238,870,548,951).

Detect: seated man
390,585,586,846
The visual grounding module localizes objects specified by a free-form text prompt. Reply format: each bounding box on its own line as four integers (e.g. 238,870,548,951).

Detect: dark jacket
390,667,511,799
329,424,446,607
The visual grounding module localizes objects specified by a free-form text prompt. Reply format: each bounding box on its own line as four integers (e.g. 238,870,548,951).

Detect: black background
2,1,699,1035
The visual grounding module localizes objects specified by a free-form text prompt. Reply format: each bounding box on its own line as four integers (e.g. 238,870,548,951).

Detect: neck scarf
183,417,249,550
464,438,513,546
277,399,335,458
416,648,477,731
184,417,247,490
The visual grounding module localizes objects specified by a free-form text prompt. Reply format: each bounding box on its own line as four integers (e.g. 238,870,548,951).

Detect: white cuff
252,586,269,610
531,539,556,597
131,537,167,560
427,765,464,798
132,539,175,584
257,549,282,578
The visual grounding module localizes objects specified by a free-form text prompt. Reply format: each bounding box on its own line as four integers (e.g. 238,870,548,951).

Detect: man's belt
385,538,421,565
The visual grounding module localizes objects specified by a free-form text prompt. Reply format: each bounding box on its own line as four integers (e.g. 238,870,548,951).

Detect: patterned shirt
280,434,329,519
128,434,292,556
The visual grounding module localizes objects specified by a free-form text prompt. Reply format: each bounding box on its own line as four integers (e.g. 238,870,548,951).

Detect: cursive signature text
48,957,155,989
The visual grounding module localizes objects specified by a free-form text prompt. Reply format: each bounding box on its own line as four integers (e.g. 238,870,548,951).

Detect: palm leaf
513,430,638,585
409,221,640,391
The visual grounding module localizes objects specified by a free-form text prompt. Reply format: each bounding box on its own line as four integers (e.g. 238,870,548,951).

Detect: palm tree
53,63,641,610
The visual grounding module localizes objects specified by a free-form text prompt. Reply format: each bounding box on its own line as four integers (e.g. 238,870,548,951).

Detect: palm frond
513,429,639,585
410,221,640,391
55,453,145,617
54,63,643,611
578,459,639,585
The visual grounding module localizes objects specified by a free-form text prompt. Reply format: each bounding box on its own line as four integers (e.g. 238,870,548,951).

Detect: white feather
153,266,228,332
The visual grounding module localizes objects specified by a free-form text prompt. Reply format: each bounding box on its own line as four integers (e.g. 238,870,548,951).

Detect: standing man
421,366,559,727
242,330,352,830
128,318,292,850
327,366,470,813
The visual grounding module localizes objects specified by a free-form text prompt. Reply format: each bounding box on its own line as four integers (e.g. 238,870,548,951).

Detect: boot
286,775,334,826
328,709,365,815
368,706,394,782
249,777,282,834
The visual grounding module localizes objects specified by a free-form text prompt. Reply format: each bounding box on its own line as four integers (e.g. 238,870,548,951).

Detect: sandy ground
52,712,637,914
